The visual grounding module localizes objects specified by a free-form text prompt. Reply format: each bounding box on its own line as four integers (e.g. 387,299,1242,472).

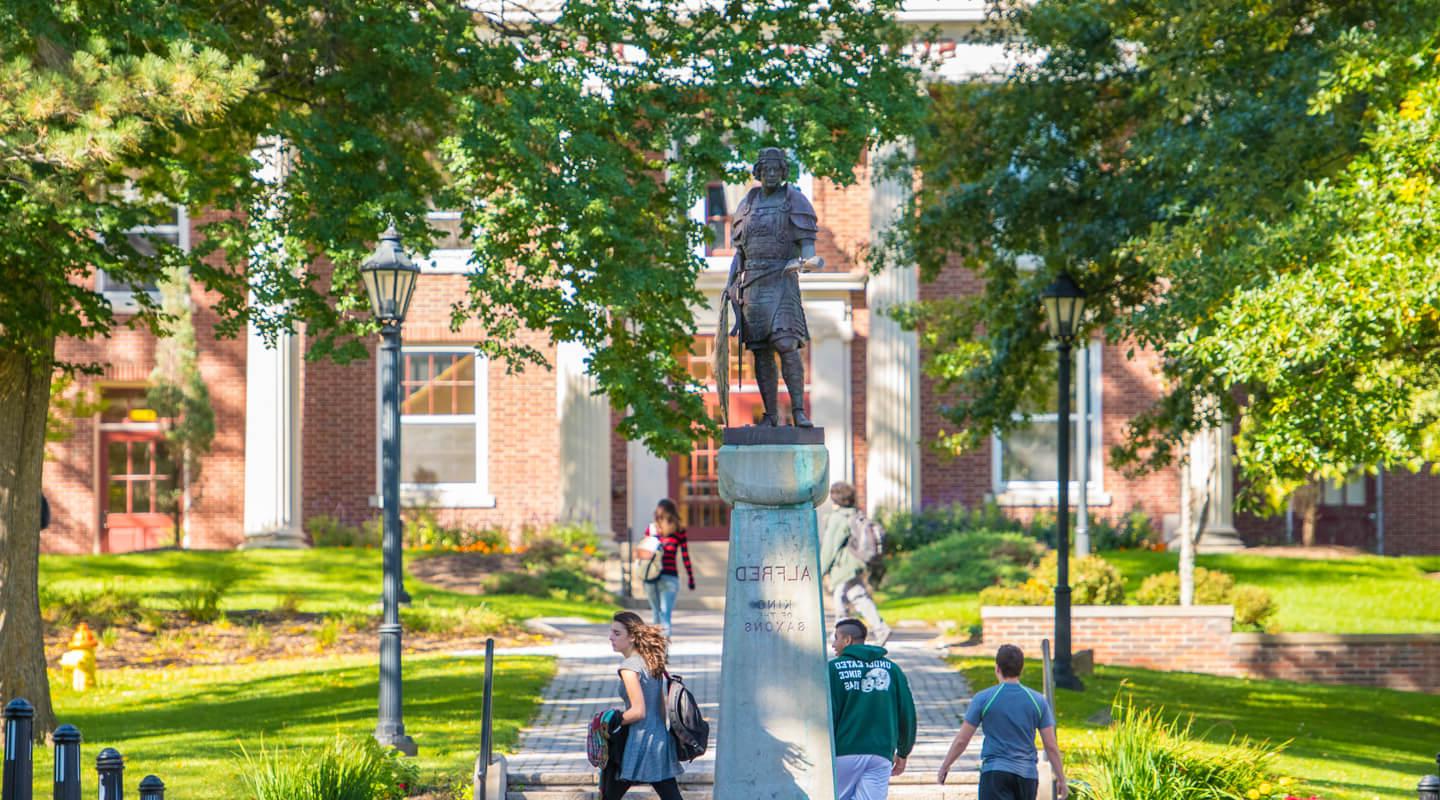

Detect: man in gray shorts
936,644,1067,800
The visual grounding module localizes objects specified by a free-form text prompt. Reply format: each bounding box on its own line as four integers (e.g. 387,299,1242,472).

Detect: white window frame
374,345,495,508
98,206,189,313
417,209,478,274
992,340,1109,506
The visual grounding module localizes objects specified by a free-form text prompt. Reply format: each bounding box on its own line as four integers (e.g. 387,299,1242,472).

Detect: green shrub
314,618,341,650
1230,585,1277,630
1134,568,1234,606
1073,698,1287,800
404,603,506,636
880,530,1040,596
329,606,372,632
1087,509,1161,552
246,624,272,650
306,515,381,548
1133,571,1179,605
485,572,548,596
1132,569,1277,629
978,581,1050,606
540,567,609,601
519,521,602,567
1033,551,1125,605
239,735,419,800
451,603,507,636
275,592,303,616
40,584,142,629
881,503,1046,555
176,569,239,624
404,603,458,635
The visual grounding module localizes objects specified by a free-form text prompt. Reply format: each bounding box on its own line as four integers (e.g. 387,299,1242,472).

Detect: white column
864,145,921,516
557,341,612,531
806,300,854,497
627,440,668,539
1196,421,1243,552
242,142,306,548
1186,418,1243,555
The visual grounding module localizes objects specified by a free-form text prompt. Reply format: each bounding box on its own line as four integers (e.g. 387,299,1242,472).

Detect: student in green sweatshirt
829,618,917,800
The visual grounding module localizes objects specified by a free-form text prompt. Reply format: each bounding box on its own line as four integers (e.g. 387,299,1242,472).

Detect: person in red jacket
641,499,695,638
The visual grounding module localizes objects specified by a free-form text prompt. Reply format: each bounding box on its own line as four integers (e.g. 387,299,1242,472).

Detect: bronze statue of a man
723,147,824,427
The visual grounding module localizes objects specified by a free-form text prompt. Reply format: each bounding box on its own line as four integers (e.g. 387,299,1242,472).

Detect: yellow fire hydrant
59,623,99,691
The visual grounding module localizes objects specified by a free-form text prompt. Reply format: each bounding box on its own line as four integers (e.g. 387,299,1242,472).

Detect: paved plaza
486,611,985,798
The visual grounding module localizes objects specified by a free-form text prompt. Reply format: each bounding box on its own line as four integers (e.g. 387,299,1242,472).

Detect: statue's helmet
752,147,790,181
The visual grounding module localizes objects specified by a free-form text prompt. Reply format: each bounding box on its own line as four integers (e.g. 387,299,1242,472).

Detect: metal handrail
475,638,496,800
1042,639,1057,800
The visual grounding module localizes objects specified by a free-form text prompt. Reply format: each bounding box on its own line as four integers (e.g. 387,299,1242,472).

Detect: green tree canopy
1,0,925,730
882,0,1440,507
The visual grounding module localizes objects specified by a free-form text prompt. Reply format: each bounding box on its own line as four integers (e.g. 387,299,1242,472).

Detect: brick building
38,2,1440,557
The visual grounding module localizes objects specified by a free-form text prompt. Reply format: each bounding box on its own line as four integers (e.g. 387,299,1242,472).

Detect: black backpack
663,672,709,761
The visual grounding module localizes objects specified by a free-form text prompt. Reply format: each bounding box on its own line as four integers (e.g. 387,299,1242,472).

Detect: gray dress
617,654,682,783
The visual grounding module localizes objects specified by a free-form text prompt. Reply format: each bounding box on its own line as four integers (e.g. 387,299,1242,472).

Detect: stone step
507,787,977,800
509,772,978,787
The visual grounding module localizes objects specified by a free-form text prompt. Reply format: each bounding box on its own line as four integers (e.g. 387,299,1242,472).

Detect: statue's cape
732,184,818,242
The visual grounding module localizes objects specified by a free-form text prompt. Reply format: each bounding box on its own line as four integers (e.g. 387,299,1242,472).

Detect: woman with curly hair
604,611,683,800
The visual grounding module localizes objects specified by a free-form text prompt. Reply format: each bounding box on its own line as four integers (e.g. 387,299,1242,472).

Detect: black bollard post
51,725,81,800
136,776,163,800
1418,752,1440,800
3,698,35,800
94,749,122,800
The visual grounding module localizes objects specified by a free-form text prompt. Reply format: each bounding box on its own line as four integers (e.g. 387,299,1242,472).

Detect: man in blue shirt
936,645,1067,800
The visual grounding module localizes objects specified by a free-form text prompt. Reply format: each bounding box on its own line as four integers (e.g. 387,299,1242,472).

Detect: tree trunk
0,339,57,738
1293,483,1321,548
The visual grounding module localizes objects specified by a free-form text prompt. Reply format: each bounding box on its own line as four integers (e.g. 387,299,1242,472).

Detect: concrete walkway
489,611,984,797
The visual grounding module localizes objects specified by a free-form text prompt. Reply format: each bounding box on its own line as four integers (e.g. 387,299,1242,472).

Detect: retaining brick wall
1231,633,1440,693
982,605,1440,692
983,606,1238,675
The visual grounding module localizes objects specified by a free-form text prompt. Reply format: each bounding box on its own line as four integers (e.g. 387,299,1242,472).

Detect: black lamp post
1041,272,1086,692
363,225,420,755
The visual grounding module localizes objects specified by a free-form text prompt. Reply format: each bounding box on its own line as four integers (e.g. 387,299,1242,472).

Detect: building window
418,209,479,274
388,347,493,507
98,205,189,312
703,182,744,257
1321,472,1366,506
993,343,1103,502
687,170,812,270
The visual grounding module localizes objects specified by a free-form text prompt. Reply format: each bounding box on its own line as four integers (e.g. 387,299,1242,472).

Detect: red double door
100,431,177,552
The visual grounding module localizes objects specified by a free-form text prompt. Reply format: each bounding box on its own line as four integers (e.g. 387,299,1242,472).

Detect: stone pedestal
716,434,835,800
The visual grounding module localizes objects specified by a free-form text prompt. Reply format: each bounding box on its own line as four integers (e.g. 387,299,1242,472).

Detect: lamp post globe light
363,225,420,755
1041,272,1086,692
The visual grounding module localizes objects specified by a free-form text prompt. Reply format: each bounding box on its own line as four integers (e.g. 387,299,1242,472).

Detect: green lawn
953,657,1440,800
39,548,613,622
32,653,554,798
881,552,1440,634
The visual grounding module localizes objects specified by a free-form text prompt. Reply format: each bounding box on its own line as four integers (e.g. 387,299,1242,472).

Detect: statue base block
723,426,826,446
715,442,835,800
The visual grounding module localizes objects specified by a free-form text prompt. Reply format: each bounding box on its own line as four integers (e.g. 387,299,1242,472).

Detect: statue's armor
730,184,818,350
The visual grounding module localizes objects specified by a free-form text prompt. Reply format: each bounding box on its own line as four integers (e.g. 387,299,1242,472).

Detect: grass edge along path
952,656,1440,800
881,552,1440,634
31,652,555,799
